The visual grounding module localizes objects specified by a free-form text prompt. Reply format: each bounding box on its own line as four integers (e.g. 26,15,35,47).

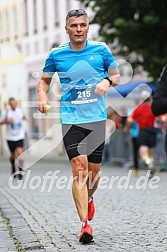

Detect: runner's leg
71,155,88,221
7,141,16,175
15,140,24,179
87,162,101,198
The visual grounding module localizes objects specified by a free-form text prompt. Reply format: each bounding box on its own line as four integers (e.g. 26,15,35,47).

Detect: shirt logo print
89,56,95,60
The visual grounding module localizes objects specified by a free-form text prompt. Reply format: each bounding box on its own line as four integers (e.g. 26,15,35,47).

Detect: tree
80,0,167,80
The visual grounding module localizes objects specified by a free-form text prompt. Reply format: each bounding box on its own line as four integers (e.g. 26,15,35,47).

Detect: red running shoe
79,219,93,244
88,197,95,221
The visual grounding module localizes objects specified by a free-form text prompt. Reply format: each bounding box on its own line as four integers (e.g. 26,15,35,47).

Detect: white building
0,0,27,103
0,0,27,156
0,0,99,158
23,0,99,159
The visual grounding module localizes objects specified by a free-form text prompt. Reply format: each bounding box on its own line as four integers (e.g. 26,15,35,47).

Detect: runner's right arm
37,72,52,114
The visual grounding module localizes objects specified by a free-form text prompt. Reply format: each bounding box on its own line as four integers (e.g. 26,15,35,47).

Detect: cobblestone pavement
0,158,167,252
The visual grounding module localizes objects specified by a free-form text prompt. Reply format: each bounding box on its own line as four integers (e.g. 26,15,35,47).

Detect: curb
0,190,45,252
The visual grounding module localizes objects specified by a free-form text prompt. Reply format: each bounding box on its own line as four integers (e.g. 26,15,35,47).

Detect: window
13,6,18,39
44,37,49,51
0,12,2,42
26,44,30,56
29,88,39,139
43,0,47,30
34,41,39,54
24,0,28,36
6,9,10,41
66,0,71,11
54,0,59,27
33,0,37,33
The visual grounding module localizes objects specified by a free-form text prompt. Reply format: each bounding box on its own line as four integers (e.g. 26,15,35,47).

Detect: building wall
0,0,28,156
1,0,144,159
0,0,99,158
0,0,26,103
23,0,99,159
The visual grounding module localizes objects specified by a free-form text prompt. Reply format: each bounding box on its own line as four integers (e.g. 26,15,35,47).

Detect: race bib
71,84,98,104
11,122,22,129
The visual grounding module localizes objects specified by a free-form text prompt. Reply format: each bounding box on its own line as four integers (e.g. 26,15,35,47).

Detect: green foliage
79,0,167,80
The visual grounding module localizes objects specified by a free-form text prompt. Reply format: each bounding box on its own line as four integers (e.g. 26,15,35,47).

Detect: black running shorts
62,121,106,163
138,128,157,148
7,139,24,153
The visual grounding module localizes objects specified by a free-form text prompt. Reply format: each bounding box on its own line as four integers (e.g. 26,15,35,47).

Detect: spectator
152,64,167,154
125,91,157,178
126,106,140,175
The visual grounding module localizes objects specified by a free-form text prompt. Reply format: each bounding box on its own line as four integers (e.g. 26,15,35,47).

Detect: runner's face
9,100,17,110
65,16,89,46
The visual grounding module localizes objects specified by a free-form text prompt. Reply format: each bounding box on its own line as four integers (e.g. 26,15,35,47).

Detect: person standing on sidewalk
37,9,120,244
0,97,26,179
152,64,167,154
125,91,157,178
126,105,140,175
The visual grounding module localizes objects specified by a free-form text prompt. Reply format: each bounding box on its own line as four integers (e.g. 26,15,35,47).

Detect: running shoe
148,167,156,179
88,197,95,221
147,160,156,179
79,219,93,244
17,173,23,180
132,169,141,176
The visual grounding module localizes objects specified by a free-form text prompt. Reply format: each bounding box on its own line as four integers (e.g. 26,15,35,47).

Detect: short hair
66,9,89,25
8,97,15,103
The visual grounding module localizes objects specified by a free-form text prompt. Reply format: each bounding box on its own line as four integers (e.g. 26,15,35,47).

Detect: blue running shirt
42,40,119,124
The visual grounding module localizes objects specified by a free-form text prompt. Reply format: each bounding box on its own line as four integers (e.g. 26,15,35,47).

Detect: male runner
37,9,120,243
0,97,26,179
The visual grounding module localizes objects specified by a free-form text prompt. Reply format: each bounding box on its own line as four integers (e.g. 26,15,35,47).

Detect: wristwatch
104,77,113,87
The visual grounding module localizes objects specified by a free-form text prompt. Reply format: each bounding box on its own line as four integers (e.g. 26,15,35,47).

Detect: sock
88,196,93,203
17,159,24,171
81,218,89,227
17,159,24,179
146,159,151,165
10,158,16,174
146,159,153,166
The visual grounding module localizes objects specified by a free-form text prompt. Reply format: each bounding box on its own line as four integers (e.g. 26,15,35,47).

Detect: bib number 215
77,90,91,98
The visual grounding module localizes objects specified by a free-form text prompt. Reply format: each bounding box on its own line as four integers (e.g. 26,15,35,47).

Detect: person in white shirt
0,97,26,179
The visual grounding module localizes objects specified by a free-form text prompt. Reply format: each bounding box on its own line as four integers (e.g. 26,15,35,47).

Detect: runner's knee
71,156,88,179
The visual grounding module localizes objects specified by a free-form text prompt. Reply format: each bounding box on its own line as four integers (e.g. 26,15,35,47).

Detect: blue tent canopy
107,81,157,98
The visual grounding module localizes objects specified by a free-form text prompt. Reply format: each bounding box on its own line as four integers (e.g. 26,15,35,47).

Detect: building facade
0,0,98,158
0,0,27,156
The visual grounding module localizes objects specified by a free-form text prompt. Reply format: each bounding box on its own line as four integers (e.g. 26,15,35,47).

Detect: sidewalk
0,158,167,251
